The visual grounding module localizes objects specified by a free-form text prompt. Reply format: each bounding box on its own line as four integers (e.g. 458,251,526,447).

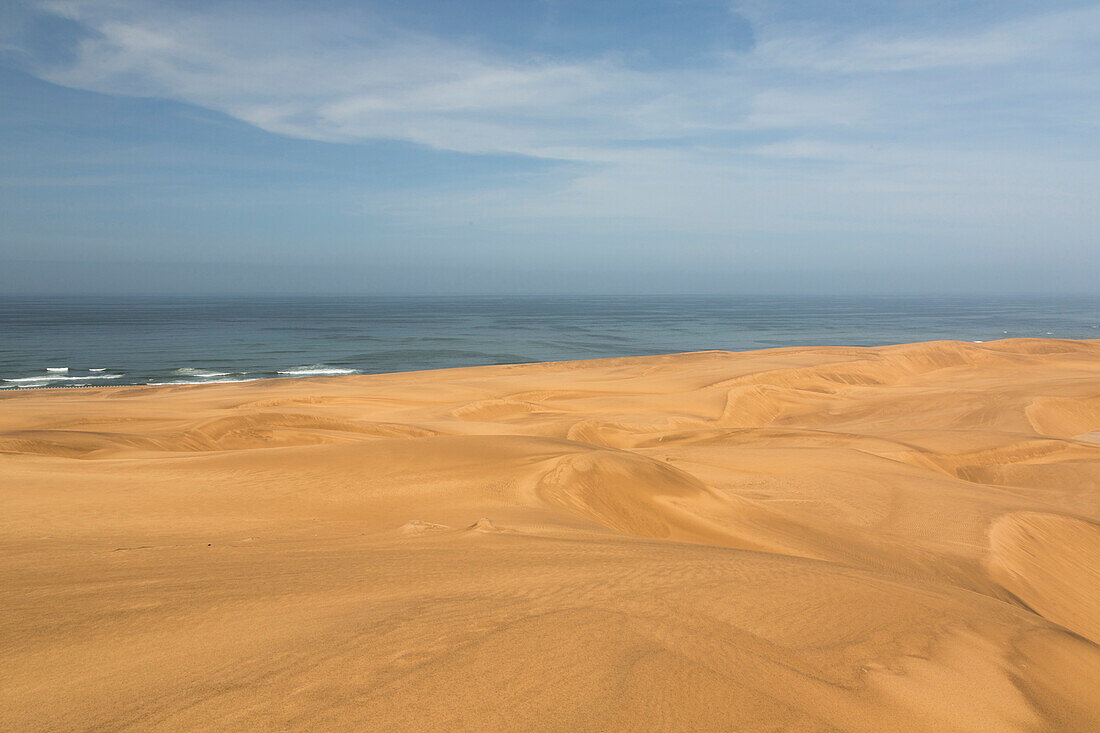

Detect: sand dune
1,338,1099,730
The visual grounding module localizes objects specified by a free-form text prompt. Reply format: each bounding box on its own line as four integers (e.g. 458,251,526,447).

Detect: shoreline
3,336,1098,395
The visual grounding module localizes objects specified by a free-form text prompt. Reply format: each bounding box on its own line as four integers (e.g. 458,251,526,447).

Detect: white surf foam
46,367,69,373
174,368,232,378
147,377,260,386
276,365,357,376
3,373,124,384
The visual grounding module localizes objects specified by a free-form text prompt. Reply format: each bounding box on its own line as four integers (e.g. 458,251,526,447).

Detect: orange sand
1,339,1098,730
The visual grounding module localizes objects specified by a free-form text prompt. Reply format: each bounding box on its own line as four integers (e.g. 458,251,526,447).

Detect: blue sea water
1,295,1098,389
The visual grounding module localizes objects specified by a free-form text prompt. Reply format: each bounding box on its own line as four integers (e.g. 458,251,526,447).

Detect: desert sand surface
2,338,1099,731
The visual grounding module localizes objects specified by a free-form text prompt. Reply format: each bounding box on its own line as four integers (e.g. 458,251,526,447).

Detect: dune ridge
1,338,1099,730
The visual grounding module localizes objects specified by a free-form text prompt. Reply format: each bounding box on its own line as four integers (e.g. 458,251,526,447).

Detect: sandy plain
1,338,1099,731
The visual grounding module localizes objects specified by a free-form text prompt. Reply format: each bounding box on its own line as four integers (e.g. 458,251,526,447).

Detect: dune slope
1,338,1099,731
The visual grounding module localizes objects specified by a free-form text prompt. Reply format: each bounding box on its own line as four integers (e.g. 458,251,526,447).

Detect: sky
1,0,1098,295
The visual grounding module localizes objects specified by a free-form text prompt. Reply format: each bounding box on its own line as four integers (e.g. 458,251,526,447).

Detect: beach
2,338,1099,730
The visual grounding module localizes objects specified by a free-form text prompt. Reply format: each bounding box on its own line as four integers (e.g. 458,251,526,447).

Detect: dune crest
987,511,1100,644
1,338,1099,730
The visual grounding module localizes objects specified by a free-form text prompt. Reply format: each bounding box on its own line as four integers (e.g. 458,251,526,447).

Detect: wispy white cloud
14,1,1096,159
18,2,681,156
751,21,1029,74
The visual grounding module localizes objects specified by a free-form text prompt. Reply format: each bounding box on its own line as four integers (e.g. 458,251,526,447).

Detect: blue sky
1,0,1098,294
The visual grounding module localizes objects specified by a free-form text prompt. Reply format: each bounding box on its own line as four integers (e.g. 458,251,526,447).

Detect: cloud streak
10,1,1095,158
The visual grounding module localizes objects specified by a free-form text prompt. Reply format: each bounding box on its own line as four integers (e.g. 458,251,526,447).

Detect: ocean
2,295,1098,389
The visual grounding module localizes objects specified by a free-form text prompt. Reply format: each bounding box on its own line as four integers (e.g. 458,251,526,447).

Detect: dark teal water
2,295,1098,389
